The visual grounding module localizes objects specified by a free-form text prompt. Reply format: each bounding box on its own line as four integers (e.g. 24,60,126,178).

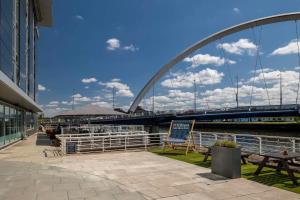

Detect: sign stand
163,120,195,155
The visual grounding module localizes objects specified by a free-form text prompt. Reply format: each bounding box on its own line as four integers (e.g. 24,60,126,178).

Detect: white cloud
75,15,84,20
106,38,120,50
271,39,300,55
184,54,235,68
161,68,224,88
49,101,59,105
106,38,138,52
46,101,59,108
61,101,72,105
91,101,111,108
99,79,134,97
123,44,139,52
43,107,70,118
38,84,46,91
217,38,257,55
81,77,97,84
71,93,92,102
111,78,121,82
233,8,240,14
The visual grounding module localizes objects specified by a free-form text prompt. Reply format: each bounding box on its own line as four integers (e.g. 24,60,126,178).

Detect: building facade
0,0,52,147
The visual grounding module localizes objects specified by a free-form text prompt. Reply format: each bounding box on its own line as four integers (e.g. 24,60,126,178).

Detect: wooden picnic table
254,152,300,185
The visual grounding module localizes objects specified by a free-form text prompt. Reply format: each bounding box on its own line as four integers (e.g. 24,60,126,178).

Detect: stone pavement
0,133,299,200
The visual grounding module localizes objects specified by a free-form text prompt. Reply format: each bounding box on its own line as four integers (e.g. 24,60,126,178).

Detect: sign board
163,120,195,155
66,142,77,154
169,120,194,142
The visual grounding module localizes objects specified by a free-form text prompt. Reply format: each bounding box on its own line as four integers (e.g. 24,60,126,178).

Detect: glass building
0,0,52,147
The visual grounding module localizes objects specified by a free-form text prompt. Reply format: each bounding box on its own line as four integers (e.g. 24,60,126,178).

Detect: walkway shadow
247,173,298,188
36,133,52,146
197,172,228,181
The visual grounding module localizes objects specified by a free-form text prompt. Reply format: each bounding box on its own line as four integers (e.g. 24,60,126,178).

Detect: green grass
149,147,300,194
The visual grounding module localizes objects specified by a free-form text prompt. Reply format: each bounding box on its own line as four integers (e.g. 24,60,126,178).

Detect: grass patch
149,147,300,194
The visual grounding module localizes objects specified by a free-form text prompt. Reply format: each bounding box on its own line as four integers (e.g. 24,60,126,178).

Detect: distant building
53,104,124,124
0,0,52,147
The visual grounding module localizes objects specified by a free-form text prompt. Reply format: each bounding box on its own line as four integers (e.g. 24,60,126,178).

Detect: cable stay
251,26,271,106
217,39,237,107
167,68,180,112
295,20,300,104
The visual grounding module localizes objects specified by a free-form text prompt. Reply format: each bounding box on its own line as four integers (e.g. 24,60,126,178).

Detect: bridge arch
129,12,300,113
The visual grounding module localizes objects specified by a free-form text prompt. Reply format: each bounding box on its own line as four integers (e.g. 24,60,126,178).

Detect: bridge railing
192,131,300,154
61,125,145,135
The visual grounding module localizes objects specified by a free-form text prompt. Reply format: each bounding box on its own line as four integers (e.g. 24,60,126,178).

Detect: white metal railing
57,132,167,154
192,131,300,154
56,130,300,155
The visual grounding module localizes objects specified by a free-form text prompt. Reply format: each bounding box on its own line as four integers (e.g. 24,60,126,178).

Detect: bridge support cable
249,28,259,108
168,68,180,111
217,39,237,107
295,20,300,104
252,26,271,106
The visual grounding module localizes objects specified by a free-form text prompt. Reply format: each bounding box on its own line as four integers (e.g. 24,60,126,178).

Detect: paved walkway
0,133,299,200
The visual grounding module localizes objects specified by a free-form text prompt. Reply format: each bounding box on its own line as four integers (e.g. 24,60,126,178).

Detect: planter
211,146,241,179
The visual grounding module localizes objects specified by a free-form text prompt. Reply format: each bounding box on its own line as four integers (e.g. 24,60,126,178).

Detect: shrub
214,140,238,148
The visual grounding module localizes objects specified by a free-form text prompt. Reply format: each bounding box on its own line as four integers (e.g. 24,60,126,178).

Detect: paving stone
37,191,68,200
53,183,81,191
67,188,98,199
114,192,147,200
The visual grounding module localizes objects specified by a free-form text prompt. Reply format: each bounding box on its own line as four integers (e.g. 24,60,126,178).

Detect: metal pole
112,87,115,109
193,79,197,112
72,89,75,110
280,72,283,106
236,75,239,108
152,85,155,114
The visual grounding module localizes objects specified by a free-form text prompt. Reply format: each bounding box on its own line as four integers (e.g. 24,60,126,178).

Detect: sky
37,0,300,117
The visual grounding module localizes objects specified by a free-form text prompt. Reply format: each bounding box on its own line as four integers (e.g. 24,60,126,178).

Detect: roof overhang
34,0,53,27
0,71,42,113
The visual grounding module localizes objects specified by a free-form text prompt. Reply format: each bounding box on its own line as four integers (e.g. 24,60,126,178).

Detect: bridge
87,12,300,127
89,104,300,126
90,12,300,127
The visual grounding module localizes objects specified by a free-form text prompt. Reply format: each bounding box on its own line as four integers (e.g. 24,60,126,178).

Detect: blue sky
37,0,300,116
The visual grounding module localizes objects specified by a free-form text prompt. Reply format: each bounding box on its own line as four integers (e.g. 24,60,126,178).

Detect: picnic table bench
250,152,300,185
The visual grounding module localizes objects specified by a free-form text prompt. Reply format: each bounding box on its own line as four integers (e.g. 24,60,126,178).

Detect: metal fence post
144,135,147,151
102,137,104,152
125,136,127,151
292,138,296,153
233,135,237,143
199,132,202,147
258,137,262,155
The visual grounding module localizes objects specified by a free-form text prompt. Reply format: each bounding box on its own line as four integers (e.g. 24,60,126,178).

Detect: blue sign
66,142,77,154
169,120,194,142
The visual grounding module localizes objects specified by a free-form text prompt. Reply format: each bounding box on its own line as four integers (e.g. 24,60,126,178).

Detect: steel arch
129,12,300,113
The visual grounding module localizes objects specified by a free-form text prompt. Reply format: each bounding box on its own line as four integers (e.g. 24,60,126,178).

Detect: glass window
0,104,4,145
0,0,14,80
4,106,10,142
28,0,35,99
19,0,27,91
